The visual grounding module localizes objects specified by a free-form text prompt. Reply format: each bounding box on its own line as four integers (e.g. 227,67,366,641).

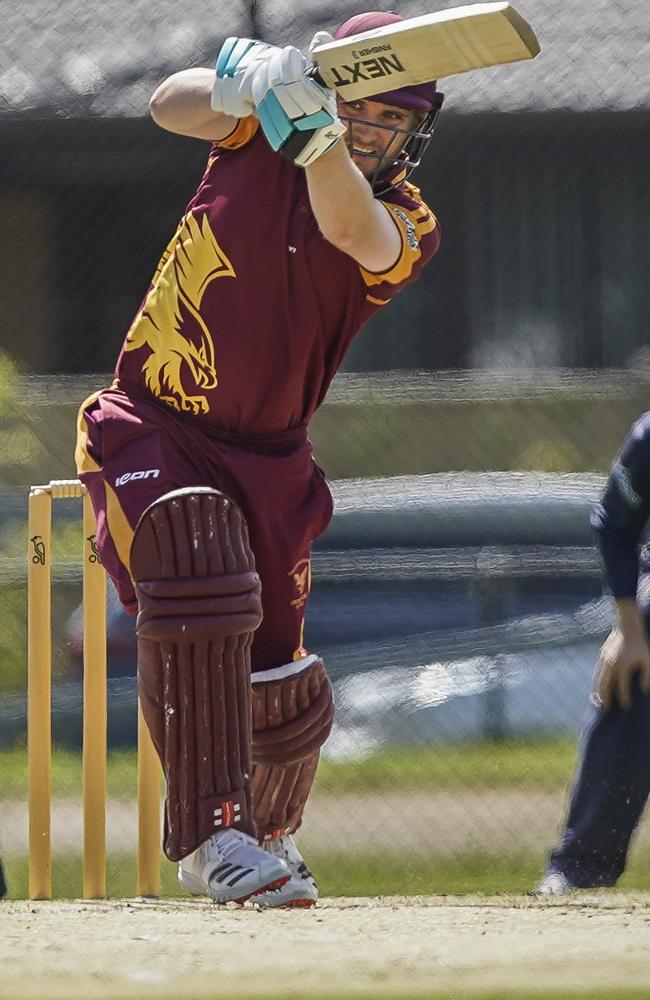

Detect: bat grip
308,64,328,89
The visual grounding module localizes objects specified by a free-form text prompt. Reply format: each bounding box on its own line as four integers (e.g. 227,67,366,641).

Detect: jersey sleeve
590,414,650,598
358,186,440,306
212,117,260,151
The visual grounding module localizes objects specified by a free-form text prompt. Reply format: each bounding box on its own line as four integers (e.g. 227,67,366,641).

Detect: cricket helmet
334,10,444,192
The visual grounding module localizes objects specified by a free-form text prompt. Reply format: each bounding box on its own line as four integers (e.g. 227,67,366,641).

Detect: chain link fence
2,0,650,897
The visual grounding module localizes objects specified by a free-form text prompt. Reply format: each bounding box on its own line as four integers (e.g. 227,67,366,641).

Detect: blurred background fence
1,0,650,898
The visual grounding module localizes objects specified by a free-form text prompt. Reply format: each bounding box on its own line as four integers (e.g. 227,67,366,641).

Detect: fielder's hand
212,37,281,119
595,626,650,711
250,45,345,167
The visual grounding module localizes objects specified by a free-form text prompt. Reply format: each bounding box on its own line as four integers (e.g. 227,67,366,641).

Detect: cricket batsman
74,11,443,907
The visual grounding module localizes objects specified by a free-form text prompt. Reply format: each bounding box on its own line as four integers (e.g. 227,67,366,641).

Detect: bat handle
308,64,329,90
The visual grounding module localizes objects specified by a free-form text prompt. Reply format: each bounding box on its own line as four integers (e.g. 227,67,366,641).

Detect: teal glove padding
250,45,345,166
212,37,281,119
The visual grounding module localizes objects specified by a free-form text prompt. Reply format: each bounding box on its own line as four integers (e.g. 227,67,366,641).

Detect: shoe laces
262,833,305,869
209,828,257,860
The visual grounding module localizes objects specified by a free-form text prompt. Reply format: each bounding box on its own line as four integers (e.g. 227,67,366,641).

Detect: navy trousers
547,673,650,886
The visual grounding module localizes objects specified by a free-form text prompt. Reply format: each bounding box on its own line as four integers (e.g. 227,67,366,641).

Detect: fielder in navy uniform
539,413,650,893
74,12,443,907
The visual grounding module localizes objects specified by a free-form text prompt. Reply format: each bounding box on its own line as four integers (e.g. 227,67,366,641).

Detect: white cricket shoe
253,834,318,908
178,828,290,905
535,871,576,896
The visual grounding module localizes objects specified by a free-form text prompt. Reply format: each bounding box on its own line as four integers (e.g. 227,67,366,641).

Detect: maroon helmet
333,10,444,192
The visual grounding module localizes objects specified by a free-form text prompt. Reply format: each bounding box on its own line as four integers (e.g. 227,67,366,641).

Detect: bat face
311,2,540,101
323,48,409,92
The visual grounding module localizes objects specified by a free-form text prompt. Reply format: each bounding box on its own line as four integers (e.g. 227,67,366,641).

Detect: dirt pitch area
2,893,650,1000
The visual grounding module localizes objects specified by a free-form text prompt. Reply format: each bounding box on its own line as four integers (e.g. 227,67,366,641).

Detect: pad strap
251,753,320,841
136,572,261,641
250,655,333,840
251,656,334,766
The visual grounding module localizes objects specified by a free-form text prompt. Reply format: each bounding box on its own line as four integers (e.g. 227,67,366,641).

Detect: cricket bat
310,2,540,100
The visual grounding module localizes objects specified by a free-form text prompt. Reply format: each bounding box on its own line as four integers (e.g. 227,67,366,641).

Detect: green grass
315,738,579,792
312,850,650,897
5,851,177,901
311,852,546,896
5,848,650,900
0,737,579,799
1,747,153,798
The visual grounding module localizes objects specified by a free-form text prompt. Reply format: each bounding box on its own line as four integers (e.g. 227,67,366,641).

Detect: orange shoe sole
234,874,291,906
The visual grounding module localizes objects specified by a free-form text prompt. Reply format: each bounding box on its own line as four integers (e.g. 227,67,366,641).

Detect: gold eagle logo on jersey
124,212,235,414
289,559,311,609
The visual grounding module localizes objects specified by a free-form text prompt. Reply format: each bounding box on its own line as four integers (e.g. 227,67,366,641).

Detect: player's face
338,98,421,177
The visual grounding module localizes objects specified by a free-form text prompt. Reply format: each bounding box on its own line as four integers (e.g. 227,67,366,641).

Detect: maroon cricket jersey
114,119,440,437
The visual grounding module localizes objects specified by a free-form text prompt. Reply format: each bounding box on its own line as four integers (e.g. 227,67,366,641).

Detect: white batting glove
251,47,331,122
308,30,335,58
250,45,345,167
211,37,281,119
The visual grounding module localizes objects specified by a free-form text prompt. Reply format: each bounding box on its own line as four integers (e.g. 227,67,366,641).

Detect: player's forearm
614,598,647,641
304,142,386,250
149,69,238,140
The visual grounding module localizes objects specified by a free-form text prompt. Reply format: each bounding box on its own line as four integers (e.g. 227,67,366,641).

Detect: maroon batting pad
251,752,320,841
251,657,334,766
250,656,334,840
131,487,262,860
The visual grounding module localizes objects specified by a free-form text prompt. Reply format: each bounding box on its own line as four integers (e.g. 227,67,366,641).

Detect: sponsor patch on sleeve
392,207,419,252
360,201,438,290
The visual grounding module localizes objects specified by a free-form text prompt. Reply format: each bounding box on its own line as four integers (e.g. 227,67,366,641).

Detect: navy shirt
591,412,650,598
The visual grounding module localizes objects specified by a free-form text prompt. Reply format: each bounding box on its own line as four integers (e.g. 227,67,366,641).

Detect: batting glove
251,45,345,167
308,30,335,59
212,37,281,119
